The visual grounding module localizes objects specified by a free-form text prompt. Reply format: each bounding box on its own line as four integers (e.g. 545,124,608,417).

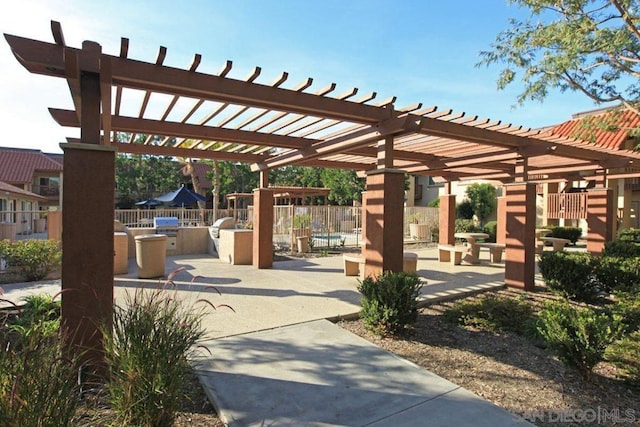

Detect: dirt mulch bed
338,287,639,427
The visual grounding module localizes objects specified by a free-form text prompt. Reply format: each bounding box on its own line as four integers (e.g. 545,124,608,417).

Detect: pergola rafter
8,24,640,184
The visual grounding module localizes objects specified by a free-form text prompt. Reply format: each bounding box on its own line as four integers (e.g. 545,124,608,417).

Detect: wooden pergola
6,21,640,363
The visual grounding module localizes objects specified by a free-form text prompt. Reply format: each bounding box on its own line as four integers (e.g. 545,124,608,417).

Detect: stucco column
61,143,116,368
543,182,559,226
253,188,274,268
496,196,507,245
363,169,405,277
504,183,536,291
439,194,456,245
587,188,614,254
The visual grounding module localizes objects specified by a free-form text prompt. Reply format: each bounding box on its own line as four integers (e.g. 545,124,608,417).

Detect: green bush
618,228,640,243
103,288,207,427
595,256,640,294
7,294,61,341
610,292,640,335
538,251,604,303
427,197,440,208
455,219,478,234
443,295,536,336
483,221,497,243
0,296,80,427
456,200,474,219
293,214,311,228
605,330,640,388
603,239,640,258
543,226,582,244
1,239,61,282
358,271,423,335
537,300,624,380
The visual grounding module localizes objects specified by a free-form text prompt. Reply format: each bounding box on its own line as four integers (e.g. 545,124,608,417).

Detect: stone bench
541,237,571,251
437,244,467,265
343,252,418,278
475,242,505,263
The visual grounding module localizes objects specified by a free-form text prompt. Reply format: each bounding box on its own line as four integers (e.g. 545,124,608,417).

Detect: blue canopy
155,185,207,207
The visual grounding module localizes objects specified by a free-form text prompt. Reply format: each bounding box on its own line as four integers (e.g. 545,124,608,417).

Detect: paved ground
2,246,533,426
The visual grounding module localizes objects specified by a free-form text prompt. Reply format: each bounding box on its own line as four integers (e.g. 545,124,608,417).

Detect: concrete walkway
1,246,532,425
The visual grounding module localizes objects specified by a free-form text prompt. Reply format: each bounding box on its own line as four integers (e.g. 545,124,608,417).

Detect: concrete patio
2,246,534,426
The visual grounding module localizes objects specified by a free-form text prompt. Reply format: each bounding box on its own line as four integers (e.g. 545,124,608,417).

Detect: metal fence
1,206,439,249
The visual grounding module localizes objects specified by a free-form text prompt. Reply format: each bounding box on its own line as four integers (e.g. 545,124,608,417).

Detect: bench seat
475,242,505,262
343,252,418,277
437,244,467,265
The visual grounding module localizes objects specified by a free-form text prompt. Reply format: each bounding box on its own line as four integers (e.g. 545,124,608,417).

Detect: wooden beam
49,108,316,150
113,142,263,162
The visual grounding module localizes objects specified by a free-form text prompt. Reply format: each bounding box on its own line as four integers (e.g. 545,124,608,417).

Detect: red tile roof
181,161,212,189
547,109,640,150
0,148,63,184
0,180,46,200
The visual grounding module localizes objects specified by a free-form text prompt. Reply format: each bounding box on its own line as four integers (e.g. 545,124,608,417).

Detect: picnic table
454,232,489,264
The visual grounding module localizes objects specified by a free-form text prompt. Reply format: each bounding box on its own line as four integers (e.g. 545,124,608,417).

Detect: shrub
543,226,582,244
456,200,474,219
455,219,478,234
427,197,440,208
618,228,640,243
605,330,640,388
358,271,423,335
0,296,80,426
2,239,61,282
293,214,311,228
537,300,624,380
610,292,640,335
603,239,640,258
538,251,604,303
483,221,497,243
7,294,61,341
594,256,640,294
103,288,207,427
443,295,536,336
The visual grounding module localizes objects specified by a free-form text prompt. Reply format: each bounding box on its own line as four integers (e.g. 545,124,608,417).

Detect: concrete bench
343,252,418,277
541,237,571,251
475,242,505,263
437,244,467,265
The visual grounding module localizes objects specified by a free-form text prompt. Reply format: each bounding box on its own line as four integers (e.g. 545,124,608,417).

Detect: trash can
114,232,129,275
135,234,167,279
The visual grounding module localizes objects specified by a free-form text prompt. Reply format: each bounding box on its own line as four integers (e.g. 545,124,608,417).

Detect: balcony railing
31,185,60,197
547,193,588,219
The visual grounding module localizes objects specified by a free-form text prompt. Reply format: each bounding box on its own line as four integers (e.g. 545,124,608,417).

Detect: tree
479,0,640,117
465,183,497,226
205,161,259,208
320,169,365,205
115,154,183,208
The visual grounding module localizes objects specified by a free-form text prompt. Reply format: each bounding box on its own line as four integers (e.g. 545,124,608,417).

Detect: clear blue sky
1,0,600,154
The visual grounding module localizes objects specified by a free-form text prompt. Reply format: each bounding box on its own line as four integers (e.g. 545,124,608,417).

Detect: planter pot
409,223,430,240
296,236,310,253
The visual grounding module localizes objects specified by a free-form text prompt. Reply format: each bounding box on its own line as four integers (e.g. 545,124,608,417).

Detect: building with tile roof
544,106,640,230
0,147,63,210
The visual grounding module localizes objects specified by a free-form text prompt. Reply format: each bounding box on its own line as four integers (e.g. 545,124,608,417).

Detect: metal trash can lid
134,234,168,241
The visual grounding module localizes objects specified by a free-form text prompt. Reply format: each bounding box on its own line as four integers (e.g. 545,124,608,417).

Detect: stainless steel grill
154,217,179,237
210,217,235,238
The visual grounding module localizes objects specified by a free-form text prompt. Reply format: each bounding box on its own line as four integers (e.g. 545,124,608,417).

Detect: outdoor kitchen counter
126,226,209,258
218,229,253,265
